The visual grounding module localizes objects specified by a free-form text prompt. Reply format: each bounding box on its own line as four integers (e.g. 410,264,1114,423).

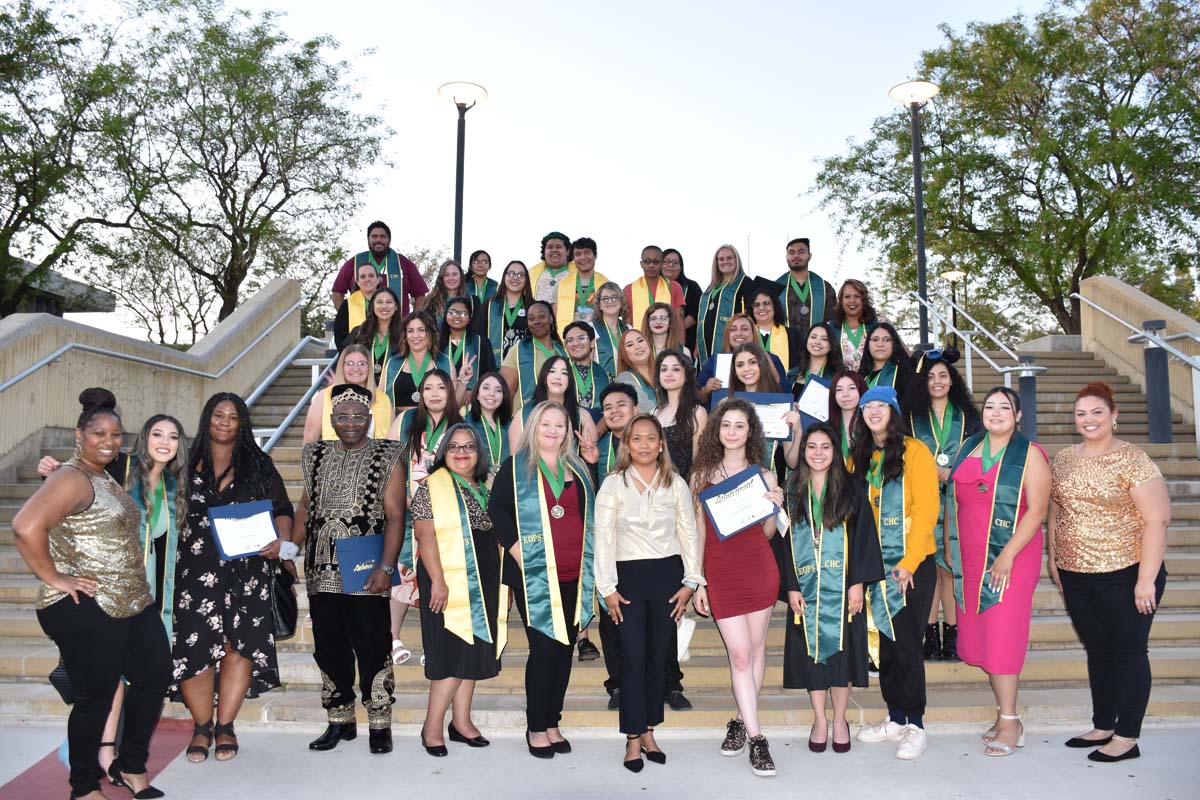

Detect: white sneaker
857,718,905,743
896,724,928,760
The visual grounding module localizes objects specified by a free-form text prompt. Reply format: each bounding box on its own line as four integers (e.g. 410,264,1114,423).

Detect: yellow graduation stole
760,324,789,373
630,276,673,329
347,289,371,335
549,268,610,336
425,469,493,645
319,386,393,440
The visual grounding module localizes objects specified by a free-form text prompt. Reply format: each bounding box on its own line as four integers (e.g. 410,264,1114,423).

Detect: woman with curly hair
690,399,786,776
382,310,444,410
172,392,295,763
830,280,880,372
654,350,707,480
905,349,981,662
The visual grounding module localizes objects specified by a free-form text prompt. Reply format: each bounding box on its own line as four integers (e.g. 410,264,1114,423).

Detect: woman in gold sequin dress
14,389,171,800
1048,382,1171,763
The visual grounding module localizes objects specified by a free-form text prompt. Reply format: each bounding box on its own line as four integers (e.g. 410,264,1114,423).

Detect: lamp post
438,81,488,264
889,79,940,347
940,268,966,348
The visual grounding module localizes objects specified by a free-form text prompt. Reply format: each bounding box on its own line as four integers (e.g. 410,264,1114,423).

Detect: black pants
309,592,394,729
515,579,578,732
600,601,684,696
615,557,683,734
37,596,171,796
1060,563,1167,738
878,556,937,718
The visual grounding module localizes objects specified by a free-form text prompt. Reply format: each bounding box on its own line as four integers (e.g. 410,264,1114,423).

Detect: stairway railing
250,323,339,453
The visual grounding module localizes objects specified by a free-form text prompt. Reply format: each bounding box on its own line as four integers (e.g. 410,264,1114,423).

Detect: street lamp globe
889,80,940,106
438,81,488,108
941,269,966,284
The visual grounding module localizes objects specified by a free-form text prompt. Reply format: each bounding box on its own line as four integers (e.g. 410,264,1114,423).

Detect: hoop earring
1112,420,1119,432
73,441,82,459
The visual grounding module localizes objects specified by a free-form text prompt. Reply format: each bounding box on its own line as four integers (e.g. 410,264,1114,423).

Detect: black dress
411,482,501,681
781,484,885,691
662,421,692,481
170,456,294,697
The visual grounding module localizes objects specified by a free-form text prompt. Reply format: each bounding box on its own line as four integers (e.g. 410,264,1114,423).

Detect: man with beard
774,238,836,336
331,221,429,316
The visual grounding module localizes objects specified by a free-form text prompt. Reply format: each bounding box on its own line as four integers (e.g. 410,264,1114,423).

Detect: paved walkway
1,721,1196,799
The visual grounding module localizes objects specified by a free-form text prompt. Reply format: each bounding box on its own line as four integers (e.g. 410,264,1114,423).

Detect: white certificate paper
796,380,830,422
714,353,732,386
699,467,776,540
208,501,279,559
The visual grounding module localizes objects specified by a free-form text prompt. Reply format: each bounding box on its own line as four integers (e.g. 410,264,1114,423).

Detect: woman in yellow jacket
848,385,939,761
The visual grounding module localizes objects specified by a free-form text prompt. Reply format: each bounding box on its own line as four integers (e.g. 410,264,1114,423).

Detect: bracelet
682,580,699,591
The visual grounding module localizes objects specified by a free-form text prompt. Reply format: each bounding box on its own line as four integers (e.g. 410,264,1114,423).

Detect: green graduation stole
469,414,509,472
498,451,596,647
468,276,498,304
573,362,610,410
441,333,482,390
485,296,524,364
790,488,849,664
944,432,1032,614
425,469,493,644
516,337,566,406
696,272,746,364
357,250,404,301
131,472,178,643
911,403,965,568
776,270,828,327
597,432,619,485
867,360,897,389
595,321,624,377
865,456,907,641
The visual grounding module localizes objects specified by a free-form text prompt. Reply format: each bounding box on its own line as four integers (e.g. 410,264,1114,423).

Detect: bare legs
715,607,773,737
986,673,1023,751
928,567,956,625
422,678,480,746
179,645,253,762
98,682,124,772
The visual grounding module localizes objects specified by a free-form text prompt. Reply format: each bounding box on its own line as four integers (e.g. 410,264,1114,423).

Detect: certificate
796,376,831,431
735,391,795,440
336,535,401,593
698,466,776,540
713,353,732,387
207,500,279,560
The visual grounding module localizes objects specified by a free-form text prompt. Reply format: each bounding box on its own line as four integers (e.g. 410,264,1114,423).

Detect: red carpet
0,718,191,799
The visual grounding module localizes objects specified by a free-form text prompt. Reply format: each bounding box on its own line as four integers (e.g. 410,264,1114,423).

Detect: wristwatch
379,563,395,576
682,580,699,591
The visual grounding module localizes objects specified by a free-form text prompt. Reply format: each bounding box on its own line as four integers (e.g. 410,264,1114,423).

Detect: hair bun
941,347,961,364
78,387,117,412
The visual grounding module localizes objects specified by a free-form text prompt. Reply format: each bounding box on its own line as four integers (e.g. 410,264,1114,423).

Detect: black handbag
49,657,76,705
272,565,298,640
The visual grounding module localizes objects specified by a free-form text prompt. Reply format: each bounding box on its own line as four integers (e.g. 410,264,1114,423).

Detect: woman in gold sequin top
1048,382,1171,763
14,388,171,800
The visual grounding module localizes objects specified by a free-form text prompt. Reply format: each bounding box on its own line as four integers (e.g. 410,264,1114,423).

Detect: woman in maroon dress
690,398,785,777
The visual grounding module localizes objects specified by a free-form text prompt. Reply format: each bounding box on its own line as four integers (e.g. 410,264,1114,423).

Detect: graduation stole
393,409,434,570
866,360,897,389
356,250,403,302
597,432,620,485
516,337,566,406
320,386,392,441
865,454,907,641
574,361,610,410
595,320,624,377
696,272,746,364
469,414,509,472
347,290,372,335
443,333,482,390
425,469,493,645
468,276,498,304
910,403,965,568
497,451,596,647
485,295,525,363
790,487,848,664
944,432,1032,614
760,324,792,384
131,472,178,643
630,276,673,329
777,270,829,328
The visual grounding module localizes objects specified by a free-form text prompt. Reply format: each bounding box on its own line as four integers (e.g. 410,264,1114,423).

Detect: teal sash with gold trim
790,498,848,664
516,338,566,406
776,270,828,328
442,333,483,391
595,321,624,377
131,472,178,643
911,403,965,568
485,296,525,364
597,432,619,485
944,432,1032,614
867,361,897,389
866,471,906,641
697,272,745,364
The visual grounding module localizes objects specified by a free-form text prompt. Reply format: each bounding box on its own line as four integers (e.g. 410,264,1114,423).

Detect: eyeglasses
446,309,470,317
446,443,477,454
505,271,524,278
868,335,892,344
648,315,670,324
343,360,369,369
600,295,620,303
641,258,663,265
564,335,591,345
333,414,368,424
751,300,774,309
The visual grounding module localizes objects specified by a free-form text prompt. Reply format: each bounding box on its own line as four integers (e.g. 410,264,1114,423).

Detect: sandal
187,721,214,763
984,714,1025,757
213,721,239,761
390,639,412,665
981,706,1001,744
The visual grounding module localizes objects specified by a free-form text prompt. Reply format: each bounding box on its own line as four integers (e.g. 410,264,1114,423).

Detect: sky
69,0,1041,335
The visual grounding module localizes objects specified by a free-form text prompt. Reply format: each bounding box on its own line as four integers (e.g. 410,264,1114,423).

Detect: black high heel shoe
526,730,554,759
107,762,165,799
448,722,490,747
624,735,644,773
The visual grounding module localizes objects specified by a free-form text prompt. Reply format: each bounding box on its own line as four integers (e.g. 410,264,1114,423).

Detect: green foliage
815,0,1200,335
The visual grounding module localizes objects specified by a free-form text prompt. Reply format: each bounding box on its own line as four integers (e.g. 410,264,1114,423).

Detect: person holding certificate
849,386,938,760
172,392,294,763
725,343,803,483
293,385,406,755
782,422,884,754
412,424,501,756
944,386,1050,757
905,349,981,662
489,401,597,759
696,314,787,405
690,399,785,777
595,414,703,772
14,389,171,799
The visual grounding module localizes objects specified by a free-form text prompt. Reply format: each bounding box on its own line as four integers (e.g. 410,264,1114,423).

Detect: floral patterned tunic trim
169,457,294,698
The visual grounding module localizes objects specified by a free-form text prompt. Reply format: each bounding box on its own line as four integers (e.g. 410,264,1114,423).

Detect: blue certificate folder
336,535,401,593
207,500,277,559
698,466,773,541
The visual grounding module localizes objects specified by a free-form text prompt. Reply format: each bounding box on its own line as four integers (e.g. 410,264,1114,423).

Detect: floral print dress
169,457,294,697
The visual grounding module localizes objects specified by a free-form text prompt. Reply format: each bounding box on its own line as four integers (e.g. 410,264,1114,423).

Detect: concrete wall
0,279,301,469
1080,275,1199,418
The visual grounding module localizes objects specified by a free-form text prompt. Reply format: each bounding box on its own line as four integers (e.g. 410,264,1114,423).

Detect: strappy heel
981,706,1001,744
187,720,213,763
624,735,644,773
213,721,239,761
984,713,1025,757
641,727,666,764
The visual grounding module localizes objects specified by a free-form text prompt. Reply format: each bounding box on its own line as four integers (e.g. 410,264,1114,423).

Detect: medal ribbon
427,469,492,644
981,437,1007,474
865,456,906,640
407,351,432,388
538,456,567,503
480,415,504,468
790,489,848,664
504,301,522,327
573,362,593,400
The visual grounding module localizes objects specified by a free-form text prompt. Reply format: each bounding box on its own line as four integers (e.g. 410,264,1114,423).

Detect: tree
112,0,388,322
815,0,1200,335
0,0,134,316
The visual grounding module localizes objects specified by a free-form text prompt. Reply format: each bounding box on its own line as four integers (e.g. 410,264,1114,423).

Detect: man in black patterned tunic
293,384,406,754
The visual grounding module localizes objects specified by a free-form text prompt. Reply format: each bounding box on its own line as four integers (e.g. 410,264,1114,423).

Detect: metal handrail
0,299,304,394
932,291,1022,363
245,336,326,408
908,292,1046,390
254,357,338,453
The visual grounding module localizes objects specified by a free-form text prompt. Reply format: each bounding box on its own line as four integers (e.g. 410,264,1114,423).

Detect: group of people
11,222,1172,797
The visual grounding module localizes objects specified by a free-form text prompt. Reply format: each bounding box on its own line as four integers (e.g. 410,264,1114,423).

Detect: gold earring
73,441,82,459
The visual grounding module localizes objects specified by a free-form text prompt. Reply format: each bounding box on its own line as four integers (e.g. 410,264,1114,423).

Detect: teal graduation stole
911,403,965,568
777,270,828,327
867,360,897,389
595,321,623,377
131,472,178,643
468,276,498,304
865,462,906,641
486,296,524,364
510,450,596,644
396,410,419,569
440,333,482,390
357,250,404,300
790,490,848,664
574,362,610,410
944,432,1032,614
697,272,745,364
516,338,566,406
468,414,509,472
597,432,619,485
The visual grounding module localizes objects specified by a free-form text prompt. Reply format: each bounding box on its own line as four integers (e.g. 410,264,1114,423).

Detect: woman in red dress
690,398,785,777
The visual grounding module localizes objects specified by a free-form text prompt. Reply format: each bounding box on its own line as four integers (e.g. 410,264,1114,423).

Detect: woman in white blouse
595,414,703,773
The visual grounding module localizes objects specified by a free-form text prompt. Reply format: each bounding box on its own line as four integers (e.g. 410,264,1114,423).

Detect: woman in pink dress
944,386,1050,757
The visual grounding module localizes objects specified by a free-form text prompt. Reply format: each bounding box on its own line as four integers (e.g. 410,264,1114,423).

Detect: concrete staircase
0,350,1197,730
